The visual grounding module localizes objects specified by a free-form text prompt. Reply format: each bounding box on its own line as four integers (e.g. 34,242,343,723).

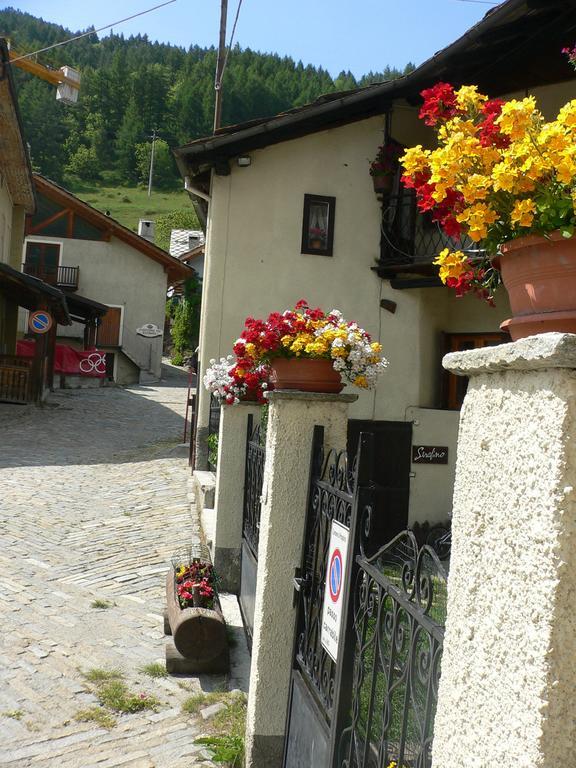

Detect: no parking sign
321,519,349,661
28,310,53,334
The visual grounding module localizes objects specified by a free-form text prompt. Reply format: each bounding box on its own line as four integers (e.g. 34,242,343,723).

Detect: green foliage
66,145,100,181
196,735,244,766
140,662,168,678
3,7,412,187
90,599,113,609
170,274,202,358
194,693,247,767
96,680,160,713
74,706,116,729
207,433,219,469
135,139,179,190
82,668,124,683
155,209,201,251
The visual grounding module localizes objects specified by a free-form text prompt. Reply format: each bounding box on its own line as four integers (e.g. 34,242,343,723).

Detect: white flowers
203,356,241,404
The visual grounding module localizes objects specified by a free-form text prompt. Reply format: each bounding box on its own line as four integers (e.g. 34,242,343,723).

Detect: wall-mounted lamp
237,155,251,167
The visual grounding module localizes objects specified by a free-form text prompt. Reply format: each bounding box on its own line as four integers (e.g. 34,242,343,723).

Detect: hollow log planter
164,569,229,674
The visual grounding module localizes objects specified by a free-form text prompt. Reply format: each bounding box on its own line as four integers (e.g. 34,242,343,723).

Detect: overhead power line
9,0,178,63
219,0,245,87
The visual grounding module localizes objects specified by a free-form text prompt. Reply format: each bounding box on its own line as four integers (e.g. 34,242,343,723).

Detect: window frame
300,193,336,257
441,331,508,410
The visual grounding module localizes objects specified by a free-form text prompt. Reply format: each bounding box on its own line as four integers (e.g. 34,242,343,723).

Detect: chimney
138,220,155,243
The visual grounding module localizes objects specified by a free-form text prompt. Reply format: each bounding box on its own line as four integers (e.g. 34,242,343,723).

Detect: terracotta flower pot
496,231,576,340
269,357,344,393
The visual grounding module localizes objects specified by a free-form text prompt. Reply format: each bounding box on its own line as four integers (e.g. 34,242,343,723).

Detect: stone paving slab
0,370,219,767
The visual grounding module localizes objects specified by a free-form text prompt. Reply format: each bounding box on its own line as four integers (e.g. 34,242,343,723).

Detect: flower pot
165,569,227,667
372,174,393,194
269,357,344,393
496,231,576,340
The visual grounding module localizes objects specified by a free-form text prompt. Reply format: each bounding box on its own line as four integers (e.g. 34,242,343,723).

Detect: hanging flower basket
269,357,344,393
496,231,576,340
372,174,394,194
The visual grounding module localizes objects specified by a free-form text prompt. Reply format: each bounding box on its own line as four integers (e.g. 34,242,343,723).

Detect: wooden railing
0,355,31,404
22,263,79,290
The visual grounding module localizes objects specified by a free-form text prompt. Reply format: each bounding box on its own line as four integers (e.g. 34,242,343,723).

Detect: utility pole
147,128,157,198
213,0,228,133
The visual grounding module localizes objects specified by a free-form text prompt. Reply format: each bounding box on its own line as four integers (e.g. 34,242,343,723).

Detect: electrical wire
9,0,178,63
452,0,499,5
217,0,244,89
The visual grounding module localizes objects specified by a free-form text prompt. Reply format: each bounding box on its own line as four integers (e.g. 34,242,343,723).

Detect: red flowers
175,560,216,609
419,82,458,126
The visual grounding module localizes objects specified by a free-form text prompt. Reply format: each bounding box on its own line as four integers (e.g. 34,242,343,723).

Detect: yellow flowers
433,249,469,284
497,96,538,140
455,84,487,111
510,198,536,228
456,203,498,242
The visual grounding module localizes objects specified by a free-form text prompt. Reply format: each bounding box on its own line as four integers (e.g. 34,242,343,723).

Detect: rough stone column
245,390,357,768
212,401,262,592
433,333,576,768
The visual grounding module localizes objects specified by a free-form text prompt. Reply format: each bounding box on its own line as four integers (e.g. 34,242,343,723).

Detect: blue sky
6,0,497,78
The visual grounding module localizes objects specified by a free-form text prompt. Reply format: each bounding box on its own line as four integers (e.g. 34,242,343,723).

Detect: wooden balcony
22,263,80,291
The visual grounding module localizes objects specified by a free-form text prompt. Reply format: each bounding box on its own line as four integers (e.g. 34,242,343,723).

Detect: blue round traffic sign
329,548,343,603
29,310,53,334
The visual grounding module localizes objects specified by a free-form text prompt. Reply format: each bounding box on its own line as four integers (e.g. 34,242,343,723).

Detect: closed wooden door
97,307,122,347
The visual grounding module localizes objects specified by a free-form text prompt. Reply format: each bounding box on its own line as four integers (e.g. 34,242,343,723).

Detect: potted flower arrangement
400,80,576,340
231,300,388,393
370,139,404,194
203,355,270,404
164,555,228,673
308,226,327,249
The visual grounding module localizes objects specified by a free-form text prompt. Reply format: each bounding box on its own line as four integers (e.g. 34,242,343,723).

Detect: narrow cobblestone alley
0,368,218,768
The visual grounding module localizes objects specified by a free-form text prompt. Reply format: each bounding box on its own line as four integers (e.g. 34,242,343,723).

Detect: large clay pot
270,357,344,393
497,231,576,340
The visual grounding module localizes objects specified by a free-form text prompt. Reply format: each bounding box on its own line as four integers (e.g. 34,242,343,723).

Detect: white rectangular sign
320,519,350,662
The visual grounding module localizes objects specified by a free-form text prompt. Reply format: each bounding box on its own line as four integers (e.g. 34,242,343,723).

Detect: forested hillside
0,8,414,188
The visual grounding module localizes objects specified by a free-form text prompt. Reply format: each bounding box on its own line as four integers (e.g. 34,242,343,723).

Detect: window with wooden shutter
441,332,508,410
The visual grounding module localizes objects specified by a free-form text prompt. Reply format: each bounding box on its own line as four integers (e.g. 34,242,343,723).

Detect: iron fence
242,413,265,559
337,530,449,768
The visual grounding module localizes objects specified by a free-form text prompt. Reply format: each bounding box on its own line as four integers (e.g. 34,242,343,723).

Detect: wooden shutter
97,308,122,347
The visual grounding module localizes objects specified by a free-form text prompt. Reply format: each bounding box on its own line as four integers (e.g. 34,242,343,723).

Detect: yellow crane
8,46,81,105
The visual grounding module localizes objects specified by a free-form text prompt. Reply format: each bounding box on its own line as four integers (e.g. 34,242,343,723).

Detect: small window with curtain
301,194,336,257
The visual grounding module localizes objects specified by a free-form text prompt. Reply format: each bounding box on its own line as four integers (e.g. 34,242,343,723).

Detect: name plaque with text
412,445,449,465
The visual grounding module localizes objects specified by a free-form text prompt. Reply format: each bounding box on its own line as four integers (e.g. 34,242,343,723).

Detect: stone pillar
433,334,576,768
245,391,357,768
212,401,262,592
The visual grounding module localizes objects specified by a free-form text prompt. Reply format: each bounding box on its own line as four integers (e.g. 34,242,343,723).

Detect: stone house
21,176,192,385
176,0,576,530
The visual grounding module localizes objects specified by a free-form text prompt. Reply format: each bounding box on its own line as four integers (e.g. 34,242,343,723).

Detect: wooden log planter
164,568,229,675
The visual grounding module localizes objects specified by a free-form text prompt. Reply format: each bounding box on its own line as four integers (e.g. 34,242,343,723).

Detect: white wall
23,235,168,379
197,107,511,439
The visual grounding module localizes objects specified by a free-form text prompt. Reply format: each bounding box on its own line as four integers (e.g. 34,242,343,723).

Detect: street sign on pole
321,519,349,662
28,310,53,334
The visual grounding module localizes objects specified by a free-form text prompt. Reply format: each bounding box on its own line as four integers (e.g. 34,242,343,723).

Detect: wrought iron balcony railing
374,191,484,280
22,263,79,291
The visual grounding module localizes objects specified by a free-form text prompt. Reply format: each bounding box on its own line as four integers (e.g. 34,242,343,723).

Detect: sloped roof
33,175,194,283
175,0,576,170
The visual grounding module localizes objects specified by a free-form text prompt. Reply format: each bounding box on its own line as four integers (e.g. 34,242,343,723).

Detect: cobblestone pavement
0,368,218,768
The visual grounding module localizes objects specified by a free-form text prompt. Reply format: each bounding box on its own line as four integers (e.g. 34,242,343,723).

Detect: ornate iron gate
240,412,265,645
283,428,450,768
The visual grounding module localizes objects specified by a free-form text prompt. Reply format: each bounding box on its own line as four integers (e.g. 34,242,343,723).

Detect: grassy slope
66,182,193,233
